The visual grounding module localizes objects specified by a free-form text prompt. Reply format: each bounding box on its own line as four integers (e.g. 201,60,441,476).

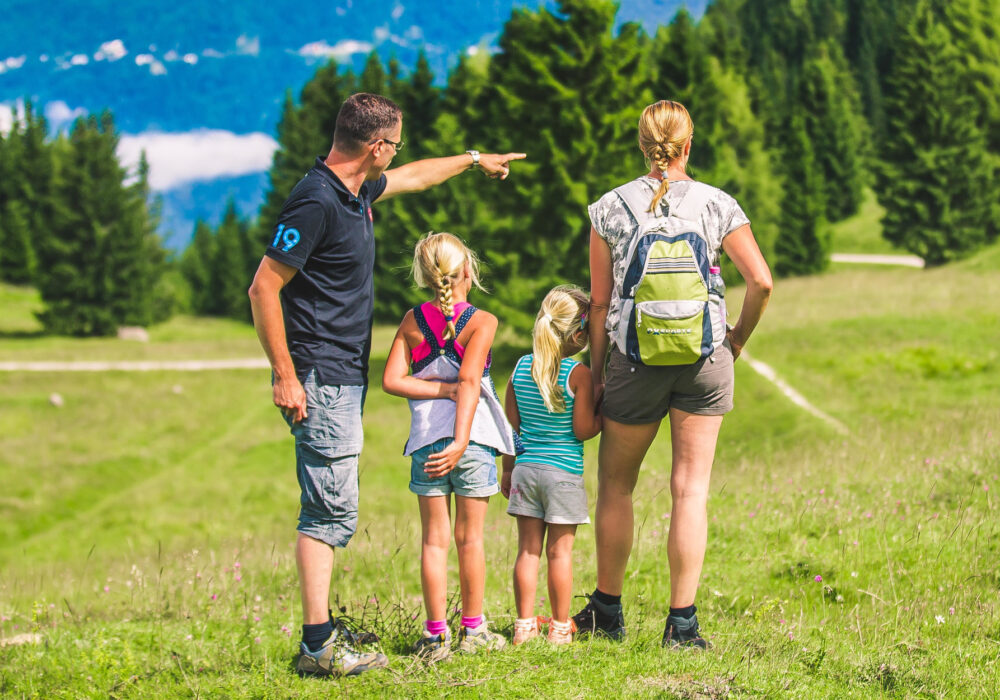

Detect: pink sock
461,614,484,630
424,619,447,636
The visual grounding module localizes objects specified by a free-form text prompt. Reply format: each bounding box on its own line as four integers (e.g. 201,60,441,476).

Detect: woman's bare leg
666,408,723,608
594,418,661,595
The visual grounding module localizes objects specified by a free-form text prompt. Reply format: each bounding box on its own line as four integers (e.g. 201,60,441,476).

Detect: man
248,92,525,676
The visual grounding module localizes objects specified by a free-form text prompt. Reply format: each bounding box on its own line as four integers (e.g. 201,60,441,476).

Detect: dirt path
0,358,270,372
830,253,925,268
741,351,849,435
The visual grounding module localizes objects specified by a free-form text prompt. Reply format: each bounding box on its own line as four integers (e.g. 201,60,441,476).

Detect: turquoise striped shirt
512,354,584,475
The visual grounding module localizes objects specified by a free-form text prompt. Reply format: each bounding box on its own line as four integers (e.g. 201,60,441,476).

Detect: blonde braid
638,100,694,213
437,270,456,340
530,286,590,413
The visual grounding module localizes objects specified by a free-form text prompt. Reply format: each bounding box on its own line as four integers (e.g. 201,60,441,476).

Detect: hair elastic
541,313,552,323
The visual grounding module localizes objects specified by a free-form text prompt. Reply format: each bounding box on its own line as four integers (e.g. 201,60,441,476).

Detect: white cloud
94,39,127,62
4,55,26,70
404,25,423,40
297,39,373,60
183,53,198,65
44,100,87,129
71,53,89,66
117,130,279,190
135,54,154,66
391,3,405,20
149,60,167,76
236,35,260,56
0,100,25,135
374,26,390,42
40,54,49,63
202,48,224,58
164,50,180,62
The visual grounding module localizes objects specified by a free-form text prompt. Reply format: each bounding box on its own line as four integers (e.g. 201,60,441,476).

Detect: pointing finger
504,153,527,161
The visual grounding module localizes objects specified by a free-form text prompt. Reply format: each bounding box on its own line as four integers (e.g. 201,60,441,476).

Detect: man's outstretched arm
380,151,526,200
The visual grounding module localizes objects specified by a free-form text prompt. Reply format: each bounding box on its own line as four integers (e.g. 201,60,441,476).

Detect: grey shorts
409,439,499,498
601,342,734,424
506,462,590,525
282,370,365,548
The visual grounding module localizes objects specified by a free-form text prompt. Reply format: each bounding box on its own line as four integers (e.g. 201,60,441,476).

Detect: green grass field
2,238,999,697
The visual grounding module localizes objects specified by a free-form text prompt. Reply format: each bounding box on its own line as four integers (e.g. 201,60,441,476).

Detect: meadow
1,229,998,697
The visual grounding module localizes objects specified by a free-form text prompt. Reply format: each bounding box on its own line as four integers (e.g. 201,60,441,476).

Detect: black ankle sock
669,604,697,620
302,620,333,652
593,589,622,607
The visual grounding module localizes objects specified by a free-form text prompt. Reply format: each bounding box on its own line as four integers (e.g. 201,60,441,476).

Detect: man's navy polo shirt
265,157,388,386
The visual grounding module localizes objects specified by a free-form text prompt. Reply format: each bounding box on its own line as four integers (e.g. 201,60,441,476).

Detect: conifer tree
211,200,252,320
36,112,166,335
774,113,828,275
877,0,998,263
799,43,868,222
469,0,651,324
0,103,50,284
180,220,217,315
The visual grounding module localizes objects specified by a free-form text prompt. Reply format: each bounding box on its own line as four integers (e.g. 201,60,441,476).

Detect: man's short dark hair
333,93,402,153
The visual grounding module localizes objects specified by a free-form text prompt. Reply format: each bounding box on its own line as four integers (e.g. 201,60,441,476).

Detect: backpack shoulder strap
671,181,715,222
452,305,477,336
613,180,657,227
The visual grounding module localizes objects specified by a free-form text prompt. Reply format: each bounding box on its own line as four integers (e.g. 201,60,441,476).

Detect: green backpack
612,180,727,366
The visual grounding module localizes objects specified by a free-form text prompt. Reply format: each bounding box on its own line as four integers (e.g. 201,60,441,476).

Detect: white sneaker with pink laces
547,618,574,645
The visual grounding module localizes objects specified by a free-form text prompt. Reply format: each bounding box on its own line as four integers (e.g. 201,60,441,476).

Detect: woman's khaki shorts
601,342,734,424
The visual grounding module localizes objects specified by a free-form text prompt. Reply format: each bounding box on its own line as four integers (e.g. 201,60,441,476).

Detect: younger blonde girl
383,232,515,660
501,285,601,644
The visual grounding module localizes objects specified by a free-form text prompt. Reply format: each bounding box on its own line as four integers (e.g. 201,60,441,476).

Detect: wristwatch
465,150,480,169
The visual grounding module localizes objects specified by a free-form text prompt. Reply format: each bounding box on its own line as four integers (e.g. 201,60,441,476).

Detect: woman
574,100,773,648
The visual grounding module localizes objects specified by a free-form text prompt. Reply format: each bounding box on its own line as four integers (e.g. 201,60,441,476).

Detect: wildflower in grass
814,575,822,583
949,607,955,615
935,615,945,624
254,616,260,622
234,562,241,569
210,594,217,601
254,637,261,644
103,586,110,593
235,574,242,582
185,634,193,640
851,571,858,578
281,625,291,637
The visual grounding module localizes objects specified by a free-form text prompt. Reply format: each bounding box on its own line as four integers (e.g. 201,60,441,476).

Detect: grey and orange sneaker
296,630,389,677
413,629,452,662
457,619,507,654
512,617,541,645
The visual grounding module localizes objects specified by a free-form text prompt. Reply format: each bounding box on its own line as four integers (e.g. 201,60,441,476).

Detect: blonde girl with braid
578,100,772,648
500,285,602,645
383,232,516,659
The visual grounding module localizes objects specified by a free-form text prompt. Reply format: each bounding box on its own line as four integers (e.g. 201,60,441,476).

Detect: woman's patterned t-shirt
587,176,750,335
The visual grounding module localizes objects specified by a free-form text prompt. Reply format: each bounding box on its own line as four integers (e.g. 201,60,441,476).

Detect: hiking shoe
296,631,389,677
332,615,380,646
457,619,507,654
571,595,625,641
546,618,574,645
661,613,709,650
512,617,541,645
413,629,452,662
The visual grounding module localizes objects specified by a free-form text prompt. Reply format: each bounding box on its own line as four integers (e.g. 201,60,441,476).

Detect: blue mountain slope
1,0,704,247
